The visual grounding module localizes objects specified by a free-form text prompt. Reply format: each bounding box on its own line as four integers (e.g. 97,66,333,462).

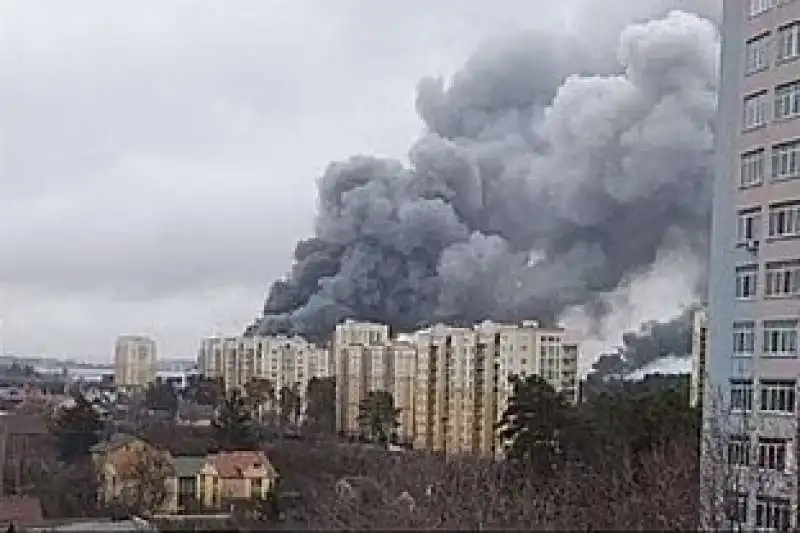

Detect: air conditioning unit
744,239,760,252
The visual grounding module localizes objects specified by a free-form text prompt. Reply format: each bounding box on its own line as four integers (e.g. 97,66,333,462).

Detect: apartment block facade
413,321,579,457
333,320,417,439
114,335,158,392
197,335,333,410
332,318,580,456
706,1,800,529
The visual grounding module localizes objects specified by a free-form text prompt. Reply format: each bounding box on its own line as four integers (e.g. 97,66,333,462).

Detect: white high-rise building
705,1,800,529
197,334,332,414
332,318,580,455
413,320,579,457
333,320,396,437
114,335,158,392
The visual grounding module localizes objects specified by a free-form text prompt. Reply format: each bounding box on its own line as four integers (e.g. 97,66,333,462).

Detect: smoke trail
247,10,719,341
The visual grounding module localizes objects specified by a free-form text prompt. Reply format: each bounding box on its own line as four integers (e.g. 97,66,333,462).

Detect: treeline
273,374,701,530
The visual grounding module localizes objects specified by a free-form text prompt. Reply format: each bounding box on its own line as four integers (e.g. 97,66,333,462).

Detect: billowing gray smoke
590,308,694,377
247,10,719,341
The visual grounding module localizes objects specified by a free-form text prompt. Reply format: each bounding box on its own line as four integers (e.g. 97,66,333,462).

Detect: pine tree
356,390,399,443
305,377,336,433
213,391,260,451
52,394,105,462
497,374,572,475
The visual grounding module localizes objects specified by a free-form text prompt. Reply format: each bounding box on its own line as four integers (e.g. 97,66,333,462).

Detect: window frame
746,33,771,74
771,140,800,180
736,265,759,299
741,149,766,188
774,80,800,120
757,437,788,471
744,91,769,130
731,379,754,413
777,22,800,62
733,321,756,357
759,379,796,414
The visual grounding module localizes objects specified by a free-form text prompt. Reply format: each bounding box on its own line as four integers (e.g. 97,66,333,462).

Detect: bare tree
698,384,781,532
265,437,705,531
104,445,172,518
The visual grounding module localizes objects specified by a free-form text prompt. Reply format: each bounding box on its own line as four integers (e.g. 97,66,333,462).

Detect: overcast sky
0,0,718,363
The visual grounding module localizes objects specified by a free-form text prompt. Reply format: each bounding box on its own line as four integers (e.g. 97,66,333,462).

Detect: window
755,497,790,531
725,492,749,524
736,266,758,299
763,319,798,356
178,476,195,495
250,477,264,499
737,208,762,244
731,379,754,412
765,263,800,297
759,379,796,413
749,0,775,16
775,81,800,120
778,22,800,62
772,139,800,180
744,92,769,129
733,321,756,356
768,201,800,237
746,33,771,74
741,150,766,188
757,437,788,471
728,435,751,467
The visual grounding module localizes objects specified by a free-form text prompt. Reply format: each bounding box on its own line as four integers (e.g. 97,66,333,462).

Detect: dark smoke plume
247,9,719,345
590,307,695,378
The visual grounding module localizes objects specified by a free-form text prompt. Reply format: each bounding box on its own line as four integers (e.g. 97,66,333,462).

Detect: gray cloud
0,0,720,361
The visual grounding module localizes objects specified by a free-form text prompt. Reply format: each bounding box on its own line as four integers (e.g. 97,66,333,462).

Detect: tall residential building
114,335,157,392
705,1,800,529
333,320,396,436
691,308,709,409
392,338,417,444
197,335,332,411
413,320,579,457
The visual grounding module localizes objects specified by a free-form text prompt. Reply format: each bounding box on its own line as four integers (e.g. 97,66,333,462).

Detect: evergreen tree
278,384,302,426
144,381,179,415
243,377,275,422
51,395,104,462
185,376,223,406
305,377,336,433
213,391,260,451
356,390,399,443
497,374,573,475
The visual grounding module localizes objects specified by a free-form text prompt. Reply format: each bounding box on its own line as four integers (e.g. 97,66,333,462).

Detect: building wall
705,1,800,529
196,335,332,411
391,342,416,444
413,321,580,457
333,320,401,436
691,308,709,409
114,336,157,390
330,318,581,456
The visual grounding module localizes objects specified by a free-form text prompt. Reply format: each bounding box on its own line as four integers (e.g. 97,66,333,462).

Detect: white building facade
197,334,332,413
705,1,800,529
114,335,158,392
